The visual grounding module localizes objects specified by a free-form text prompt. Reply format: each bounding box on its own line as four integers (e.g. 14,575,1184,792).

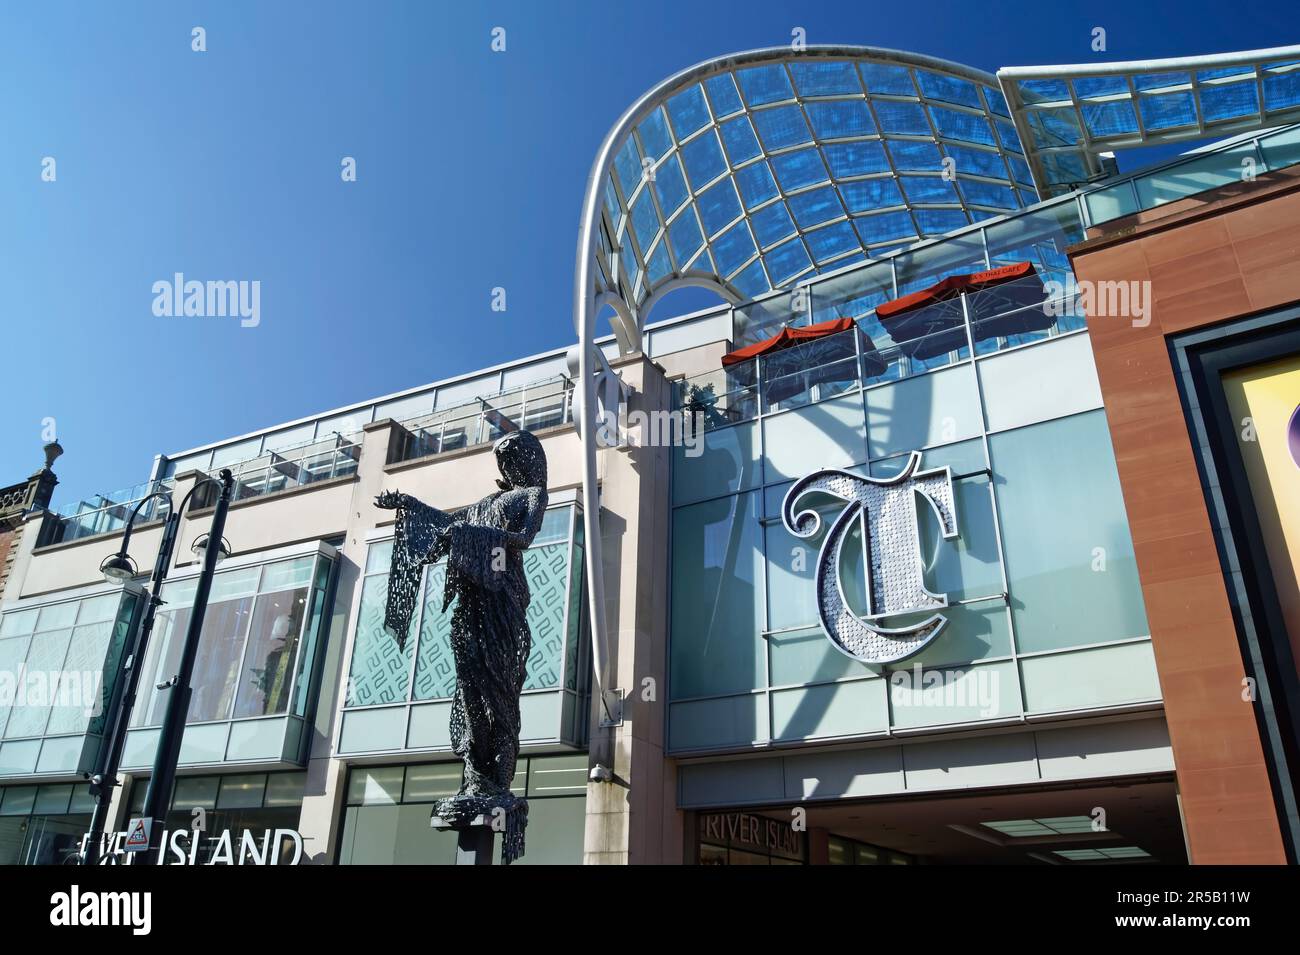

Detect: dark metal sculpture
375,430,548,864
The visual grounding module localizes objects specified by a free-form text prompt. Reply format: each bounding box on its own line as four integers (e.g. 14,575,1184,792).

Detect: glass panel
403,763,462,802
77,594,122,626
346,766,404,806
982,201,1083,280
533,506,573,547
0,609,38,638
260,557,313,593
711,220,758,277
872,100,929,135
263,771,306,807
764,238,813,285
823,141,888,178
735,65,793,106
1138,92,1196,131
233,586,308,718
637,105,673,160
3,629,73,738
770,149,828,192
675,365,759,428
174,775,219,810
0,787,37,815
1134,142,1263,208
36,602,78,632
760,328,860,413
705,75,742,118
366,541,394,574
1199,81,1258,121
208,567,261,602
1017,79,1070,104
521,543,574,690
1085,179,1139,225
345,575,415,706
217,774,267,809
991,411,1149,653
917,71,981,109
840,178,905,215
44,621,115,736
33,784,72,815
670,491,765,699
187,595,255,722
859,62,915,96
1260,125,1300,171
680,130,726,189
131,605,191,727
69,785,97,814
0,635,32,736
292,557,333,717
790,60,861,97
412,563,455,701
930,106,996,146
697,180,743,237
750,105,812,151
805,100,874,140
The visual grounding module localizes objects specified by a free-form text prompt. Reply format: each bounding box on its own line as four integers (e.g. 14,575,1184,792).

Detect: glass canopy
595,49,1037,317
998,45,1300,195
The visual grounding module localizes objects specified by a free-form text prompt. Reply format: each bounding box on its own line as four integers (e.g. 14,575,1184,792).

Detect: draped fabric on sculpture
441,487,546,798
376,430,548,863
384,495,453,650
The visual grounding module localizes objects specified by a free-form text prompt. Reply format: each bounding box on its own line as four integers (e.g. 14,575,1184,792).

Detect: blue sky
3,0,1294,508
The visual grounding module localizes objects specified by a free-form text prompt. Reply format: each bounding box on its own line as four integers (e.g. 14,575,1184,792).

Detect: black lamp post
81,468,234,865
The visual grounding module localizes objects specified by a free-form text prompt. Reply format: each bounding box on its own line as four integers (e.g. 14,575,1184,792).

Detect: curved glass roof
998,45,1300,195
595,48,1037,318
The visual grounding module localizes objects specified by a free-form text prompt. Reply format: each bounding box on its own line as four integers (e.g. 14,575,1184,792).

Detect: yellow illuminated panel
1223,356,1300,675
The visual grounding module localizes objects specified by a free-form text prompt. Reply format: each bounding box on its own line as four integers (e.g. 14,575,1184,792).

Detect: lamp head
99,552,137,583
191,534,232,565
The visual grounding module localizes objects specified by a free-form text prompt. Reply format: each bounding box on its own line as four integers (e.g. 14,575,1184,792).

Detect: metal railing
52,480,175,543
675,269,1083,429
216,432,362,503
392,375,573,463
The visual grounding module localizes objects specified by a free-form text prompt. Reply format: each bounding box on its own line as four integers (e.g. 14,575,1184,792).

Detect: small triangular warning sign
124,817,151,851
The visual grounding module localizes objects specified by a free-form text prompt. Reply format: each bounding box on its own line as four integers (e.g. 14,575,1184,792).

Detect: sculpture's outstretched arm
439,489,548,603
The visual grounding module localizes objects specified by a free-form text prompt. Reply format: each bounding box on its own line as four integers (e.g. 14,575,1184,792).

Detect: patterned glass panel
521,543,572,690
346,575,415,706
355,508,582,706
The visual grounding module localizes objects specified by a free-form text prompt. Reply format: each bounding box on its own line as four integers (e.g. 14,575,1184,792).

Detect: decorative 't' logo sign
782,452,959,665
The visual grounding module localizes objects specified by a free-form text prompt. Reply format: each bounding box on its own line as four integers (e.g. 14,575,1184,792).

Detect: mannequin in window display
374,429,547,864
249,609,296,715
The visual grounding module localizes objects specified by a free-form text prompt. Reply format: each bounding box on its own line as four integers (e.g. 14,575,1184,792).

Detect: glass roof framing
998,45,1300,196
595,49,1034,316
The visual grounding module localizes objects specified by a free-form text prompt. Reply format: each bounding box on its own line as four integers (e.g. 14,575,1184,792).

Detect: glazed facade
2,46,1299,865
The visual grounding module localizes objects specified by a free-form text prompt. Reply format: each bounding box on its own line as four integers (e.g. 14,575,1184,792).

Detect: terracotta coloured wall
1069,166,1300,864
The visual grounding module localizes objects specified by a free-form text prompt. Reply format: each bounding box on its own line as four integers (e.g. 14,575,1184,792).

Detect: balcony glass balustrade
51,480,174,544
392,375,573,463
218,432,362,503
675,270,1082,429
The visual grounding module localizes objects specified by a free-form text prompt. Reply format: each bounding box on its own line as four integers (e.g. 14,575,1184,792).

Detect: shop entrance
691,777,1186,865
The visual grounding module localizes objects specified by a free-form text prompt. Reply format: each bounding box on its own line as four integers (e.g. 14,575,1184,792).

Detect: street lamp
81,468,235,865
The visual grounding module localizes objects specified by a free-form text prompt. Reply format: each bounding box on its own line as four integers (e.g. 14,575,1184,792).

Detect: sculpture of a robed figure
375,429,548,864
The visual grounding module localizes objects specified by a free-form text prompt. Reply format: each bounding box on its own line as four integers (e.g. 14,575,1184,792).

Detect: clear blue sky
3,0,1293,509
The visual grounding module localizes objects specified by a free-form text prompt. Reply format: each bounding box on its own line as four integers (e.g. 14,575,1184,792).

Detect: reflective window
991,411,1149,653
